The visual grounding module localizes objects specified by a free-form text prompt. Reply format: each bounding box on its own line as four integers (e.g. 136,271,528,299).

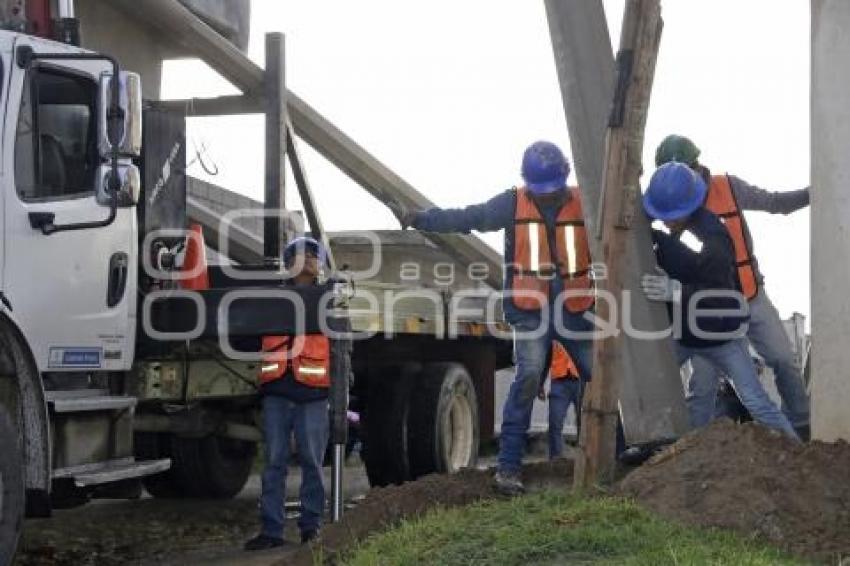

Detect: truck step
53,457,171,487
46,390,137,413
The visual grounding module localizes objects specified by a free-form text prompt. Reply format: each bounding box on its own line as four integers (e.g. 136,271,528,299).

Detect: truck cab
0,29,166,563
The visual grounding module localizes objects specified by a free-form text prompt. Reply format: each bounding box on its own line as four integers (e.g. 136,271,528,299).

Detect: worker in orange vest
245,237,331,551
655,135,810,439
538,341,581,460
389,141,595,496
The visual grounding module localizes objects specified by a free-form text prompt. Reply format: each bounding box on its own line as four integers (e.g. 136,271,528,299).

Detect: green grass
343,490,805,566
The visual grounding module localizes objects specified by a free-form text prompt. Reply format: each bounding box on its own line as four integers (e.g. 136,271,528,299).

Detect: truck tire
0,404,24,566
362,365,416,487
135,432,184,499
408,363,479,478
193,436,256,498
136,433,255,499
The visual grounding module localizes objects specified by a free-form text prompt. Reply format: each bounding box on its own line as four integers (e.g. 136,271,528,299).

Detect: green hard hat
655,134,701,167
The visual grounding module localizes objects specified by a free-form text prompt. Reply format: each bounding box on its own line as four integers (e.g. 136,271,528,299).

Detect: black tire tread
363,365,417,487
0,403,24,566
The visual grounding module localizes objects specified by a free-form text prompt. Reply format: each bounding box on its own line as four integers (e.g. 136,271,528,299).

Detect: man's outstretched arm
729,175,810,215
392,189,516,234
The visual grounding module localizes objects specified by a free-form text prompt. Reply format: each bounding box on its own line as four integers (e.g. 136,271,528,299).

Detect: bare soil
619,419,850,562
289,459,574,565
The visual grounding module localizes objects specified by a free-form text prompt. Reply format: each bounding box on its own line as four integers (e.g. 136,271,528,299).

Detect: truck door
2,37,137,372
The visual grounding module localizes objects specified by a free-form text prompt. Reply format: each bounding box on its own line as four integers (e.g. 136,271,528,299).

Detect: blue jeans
547,378,581,459
689,290,810,428
260,395,329,538
677,339,798,439
498,309,593,473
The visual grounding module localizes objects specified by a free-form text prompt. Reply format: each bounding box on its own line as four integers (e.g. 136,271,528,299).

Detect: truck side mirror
98,71,142,158
96,161,140,207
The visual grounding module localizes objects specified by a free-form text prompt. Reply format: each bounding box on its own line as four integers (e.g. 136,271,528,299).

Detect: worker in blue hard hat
388,141,595,495
656,134,811,440
641,162,798,440
246,236,330,551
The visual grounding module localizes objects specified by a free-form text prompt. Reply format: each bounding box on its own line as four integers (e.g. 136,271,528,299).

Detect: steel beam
158,95,263,116
286,95,503,288
264,33,287,261
112,0,503,289
545,0,688,446
286,122,336,270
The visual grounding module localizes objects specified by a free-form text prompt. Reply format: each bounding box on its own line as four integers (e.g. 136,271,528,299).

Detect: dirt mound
289,459,573,565
619,419,850,561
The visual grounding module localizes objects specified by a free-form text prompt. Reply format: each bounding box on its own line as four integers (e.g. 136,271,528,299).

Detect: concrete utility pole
811,0,850,442
545,0,687,449
544,0,613,259
570,0,666,487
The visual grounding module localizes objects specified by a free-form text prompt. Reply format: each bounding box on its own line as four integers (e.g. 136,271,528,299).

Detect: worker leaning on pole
388,141,595,496
244,237,331,551
640,162,799,441
655,135,811,440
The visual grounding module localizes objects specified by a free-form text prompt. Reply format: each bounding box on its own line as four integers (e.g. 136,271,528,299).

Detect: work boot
244,534,285,551
301,529,319,544
494,469,525,496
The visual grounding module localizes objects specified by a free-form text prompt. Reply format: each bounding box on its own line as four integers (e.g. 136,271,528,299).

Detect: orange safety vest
259,334,331,388
705,175,758,300
511,186,594,313
550,342,578,380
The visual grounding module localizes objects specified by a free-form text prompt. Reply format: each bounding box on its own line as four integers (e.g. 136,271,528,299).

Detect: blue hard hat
643,162,707,221
283,236,328,267
521,141,571,195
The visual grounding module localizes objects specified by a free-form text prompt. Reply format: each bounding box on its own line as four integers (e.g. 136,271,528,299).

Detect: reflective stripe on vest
550,342,578,380
705,175,758,300
511,186,594,313
259,334,331,388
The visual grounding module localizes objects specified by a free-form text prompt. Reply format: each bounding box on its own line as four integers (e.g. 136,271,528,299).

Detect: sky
161,0,811,322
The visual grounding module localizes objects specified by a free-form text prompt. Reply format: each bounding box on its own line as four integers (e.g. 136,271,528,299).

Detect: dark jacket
652,207,749,348
412,188,574,324
260,280,328,404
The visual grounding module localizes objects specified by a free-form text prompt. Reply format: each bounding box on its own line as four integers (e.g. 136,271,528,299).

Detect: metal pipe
264,32,286,261
331,444,344,522
58,0,75,18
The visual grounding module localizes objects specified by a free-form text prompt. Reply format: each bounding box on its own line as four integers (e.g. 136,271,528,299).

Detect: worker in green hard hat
655,134,810,440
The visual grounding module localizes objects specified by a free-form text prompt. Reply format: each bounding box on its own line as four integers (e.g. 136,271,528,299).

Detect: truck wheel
170,435,255,499
0,404,24,566
195,436,256,498
408,363,479,478
135,432,184,499
363,365,416,487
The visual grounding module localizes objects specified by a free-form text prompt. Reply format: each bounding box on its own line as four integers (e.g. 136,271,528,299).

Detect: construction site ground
14,421,850,565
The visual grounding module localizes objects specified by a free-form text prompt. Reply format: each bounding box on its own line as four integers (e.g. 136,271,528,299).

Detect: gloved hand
641,267,682,302
386,201,418,230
